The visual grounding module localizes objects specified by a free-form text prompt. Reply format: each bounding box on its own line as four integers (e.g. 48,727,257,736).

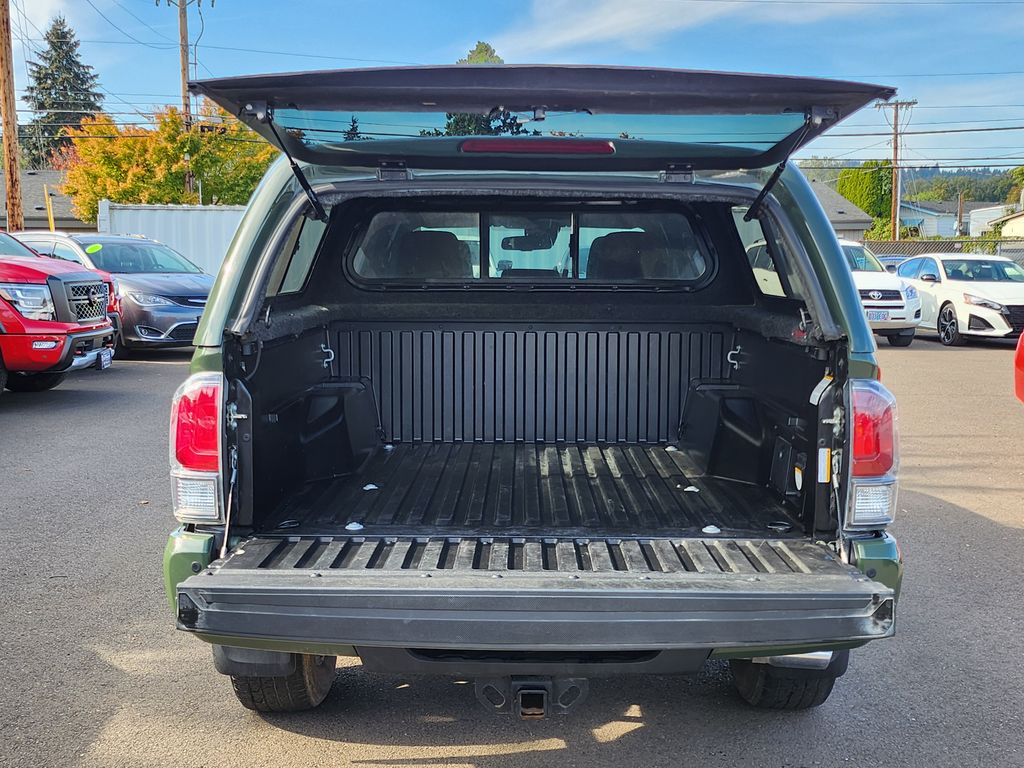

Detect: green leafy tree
837,160,892,220
905,169,1016,205
458,42,503,64
55,104,277,222
1007,166,1024,206
22,16,103,168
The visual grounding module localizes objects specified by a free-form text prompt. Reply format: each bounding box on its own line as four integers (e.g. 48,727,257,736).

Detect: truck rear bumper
176,535,895,653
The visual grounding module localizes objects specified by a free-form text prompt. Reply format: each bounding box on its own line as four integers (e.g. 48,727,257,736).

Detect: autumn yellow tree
56,104,277,222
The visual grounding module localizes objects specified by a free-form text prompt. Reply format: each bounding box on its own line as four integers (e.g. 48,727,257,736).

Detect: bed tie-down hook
727,344,746,371
320,342,335,369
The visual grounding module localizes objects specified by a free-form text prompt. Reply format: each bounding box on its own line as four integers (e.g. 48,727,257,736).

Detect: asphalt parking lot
2,337,1023,768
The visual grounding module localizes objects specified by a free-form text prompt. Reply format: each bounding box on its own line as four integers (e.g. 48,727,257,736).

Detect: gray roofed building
808,181,874,241
899,199,1004,237
0,170,93,232
903,199,1001,216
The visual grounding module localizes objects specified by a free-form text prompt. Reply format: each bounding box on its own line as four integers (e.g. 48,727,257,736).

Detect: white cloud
494,0,862,58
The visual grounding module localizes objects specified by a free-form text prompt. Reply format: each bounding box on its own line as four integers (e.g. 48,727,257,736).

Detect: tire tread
730,658,841,710
229,654,336,713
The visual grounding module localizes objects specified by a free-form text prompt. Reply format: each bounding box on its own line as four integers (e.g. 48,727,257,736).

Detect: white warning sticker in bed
817,448,831,484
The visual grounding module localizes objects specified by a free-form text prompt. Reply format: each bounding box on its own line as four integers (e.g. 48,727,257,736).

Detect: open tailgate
190,65,895,172
176,534,895,651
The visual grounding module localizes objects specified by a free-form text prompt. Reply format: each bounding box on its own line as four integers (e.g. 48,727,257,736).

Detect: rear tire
4,372,68,392
0,357,7,395
730,651,848,710
886,332,914,347
230,654,336,712
938,303,966,346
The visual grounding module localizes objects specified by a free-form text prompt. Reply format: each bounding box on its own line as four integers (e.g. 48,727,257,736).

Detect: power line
21,36,422,66
915,103,1024,110
834,124,1024,137
844,116,1024,128
661,0,1024,4
82,0,169,51
843,69,1024,78
110,0,176,42
798,164,1024,172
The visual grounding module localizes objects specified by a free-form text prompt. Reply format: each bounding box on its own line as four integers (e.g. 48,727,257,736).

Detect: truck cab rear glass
276,109,806,149
347,207,712,288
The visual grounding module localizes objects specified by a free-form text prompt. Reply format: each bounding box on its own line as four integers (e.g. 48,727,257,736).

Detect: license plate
866,310,889,322
97,347,113,370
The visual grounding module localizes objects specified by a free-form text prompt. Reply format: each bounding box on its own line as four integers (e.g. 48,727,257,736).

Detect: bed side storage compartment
678,333,826,530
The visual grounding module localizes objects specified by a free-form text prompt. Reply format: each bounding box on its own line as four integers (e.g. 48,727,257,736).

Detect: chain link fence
864,239,1024,265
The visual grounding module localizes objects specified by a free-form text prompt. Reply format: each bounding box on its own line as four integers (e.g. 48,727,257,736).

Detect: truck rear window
350,209,710,286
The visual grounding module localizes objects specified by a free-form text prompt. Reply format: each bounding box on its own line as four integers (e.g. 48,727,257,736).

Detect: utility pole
163,0,195,194
877,100,917,241
176,0,192,130
0,0,23,231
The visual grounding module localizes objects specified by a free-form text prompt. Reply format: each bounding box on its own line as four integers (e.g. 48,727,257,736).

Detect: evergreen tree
22,16,103,168
343,116,369,141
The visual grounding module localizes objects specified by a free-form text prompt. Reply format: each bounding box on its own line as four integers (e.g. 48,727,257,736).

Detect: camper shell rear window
347,203,714,289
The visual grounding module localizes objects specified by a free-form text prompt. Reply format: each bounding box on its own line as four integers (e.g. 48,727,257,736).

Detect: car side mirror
886,265,897,274
920,273,939,283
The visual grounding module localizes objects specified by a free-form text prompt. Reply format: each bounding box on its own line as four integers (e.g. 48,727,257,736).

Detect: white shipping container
96,199,246,276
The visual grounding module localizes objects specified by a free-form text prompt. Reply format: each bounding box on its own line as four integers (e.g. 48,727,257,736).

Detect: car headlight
903,285,918,301
126,292,174,307
0,282,56,321
963,293,1004,312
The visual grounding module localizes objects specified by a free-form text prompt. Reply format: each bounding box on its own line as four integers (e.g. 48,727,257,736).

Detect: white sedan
839,240,922,347
894,253,1024,346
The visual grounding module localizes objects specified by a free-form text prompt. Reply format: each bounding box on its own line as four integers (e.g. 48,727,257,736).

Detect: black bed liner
217,534,835,576
263,443,801,538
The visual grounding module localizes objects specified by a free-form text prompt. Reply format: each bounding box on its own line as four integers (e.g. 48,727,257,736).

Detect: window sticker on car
86,243,103,254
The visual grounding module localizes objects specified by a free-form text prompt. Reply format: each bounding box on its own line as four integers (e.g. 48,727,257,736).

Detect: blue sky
11,0,1024,173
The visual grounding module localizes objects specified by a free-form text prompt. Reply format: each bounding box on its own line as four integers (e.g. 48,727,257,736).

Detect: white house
969,204,1015,237
989,209,1024,238
899,200,1004,238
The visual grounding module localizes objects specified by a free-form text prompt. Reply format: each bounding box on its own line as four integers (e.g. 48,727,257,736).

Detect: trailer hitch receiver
474,677,589,719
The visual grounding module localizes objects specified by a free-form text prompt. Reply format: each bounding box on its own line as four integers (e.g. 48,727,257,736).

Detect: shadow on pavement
199,489,1021,768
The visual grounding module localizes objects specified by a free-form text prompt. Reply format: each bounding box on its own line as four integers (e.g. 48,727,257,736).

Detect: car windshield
0,232,39,259
842,244,885,273
77,240,202,274
942,259,1024,282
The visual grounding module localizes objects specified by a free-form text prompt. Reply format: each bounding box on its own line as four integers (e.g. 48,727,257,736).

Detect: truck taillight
169,372,223,523
852,383,896,477
846,379,899,529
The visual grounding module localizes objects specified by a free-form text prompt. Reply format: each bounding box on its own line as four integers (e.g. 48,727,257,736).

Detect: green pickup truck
164,65,902,718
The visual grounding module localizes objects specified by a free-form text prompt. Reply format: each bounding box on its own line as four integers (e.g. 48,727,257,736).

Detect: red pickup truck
1016,333,1024,403
0,232,115,394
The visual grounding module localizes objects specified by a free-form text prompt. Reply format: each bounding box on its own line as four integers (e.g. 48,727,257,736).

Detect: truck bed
261,442,801,538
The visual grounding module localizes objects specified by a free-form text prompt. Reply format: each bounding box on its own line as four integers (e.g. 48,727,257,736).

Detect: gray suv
16,232,213,352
